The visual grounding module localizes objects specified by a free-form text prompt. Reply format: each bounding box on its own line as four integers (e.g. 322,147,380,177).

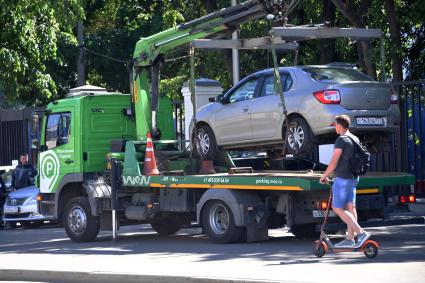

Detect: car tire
285,117,313,155
64,196,100,242
202,200,245,244
193,125,218,160
22,221,43,228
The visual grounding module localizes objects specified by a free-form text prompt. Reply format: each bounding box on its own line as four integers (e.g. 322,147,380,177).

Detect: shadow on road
0,223,424,265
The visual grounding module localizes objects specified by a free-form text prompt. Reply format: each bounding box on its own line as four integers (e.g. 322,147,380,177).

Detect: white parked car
3,185,46,228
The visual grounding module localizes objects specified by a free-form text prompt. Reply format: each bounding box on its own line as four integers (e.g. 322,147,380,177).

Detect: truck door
39,111,74,193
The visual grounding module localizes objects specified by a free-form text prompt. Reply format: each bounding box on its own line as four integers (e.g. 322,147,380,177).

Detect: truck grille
6,197,27,206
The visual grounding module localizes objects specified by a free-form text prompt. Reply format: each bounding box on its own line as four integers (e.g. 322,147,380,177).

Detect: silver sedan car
193,65,399,158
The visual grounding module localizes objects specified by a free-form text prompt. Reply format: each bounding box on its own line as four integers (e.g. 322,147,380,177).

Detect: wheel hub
197,131,210,156
288,124,305,150
68,206,87,234
209,203,230,235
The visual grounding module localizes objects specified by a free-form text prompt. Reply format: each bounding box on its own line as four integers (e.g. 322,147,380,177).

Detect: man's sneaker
356,231,371,245
335,239,355,248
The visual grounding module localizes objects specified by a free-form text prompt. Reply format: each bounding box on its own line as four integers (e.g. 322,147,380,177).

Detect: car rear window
304,68,373,83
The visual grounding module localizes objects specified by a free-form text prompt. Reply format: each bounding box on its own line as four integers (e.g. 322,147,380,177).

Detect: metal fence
395,80,425,196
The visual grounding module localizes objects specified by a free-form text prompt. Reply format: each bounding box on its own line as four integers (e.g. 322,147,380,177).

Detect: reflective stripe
145,158,152,162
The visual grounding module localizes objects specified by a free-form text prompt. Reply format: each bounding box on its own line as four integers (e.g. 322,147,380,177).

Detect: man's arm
320,148,342,183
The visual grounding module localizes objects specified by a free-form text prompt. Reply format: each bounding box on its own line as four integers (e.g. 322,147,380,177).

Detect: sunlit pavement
0,213,424,283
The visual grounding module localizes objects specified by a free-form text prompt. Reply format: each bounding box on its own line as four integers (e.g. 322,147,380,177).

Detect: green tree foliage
1,0,423,107
0,0,84,105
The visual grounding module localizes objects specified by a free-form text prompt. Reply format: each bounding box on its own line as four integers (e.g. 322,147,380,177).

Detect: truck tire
202,200,245,244
150,218,182,236
64,196,100,242
290,224,319,238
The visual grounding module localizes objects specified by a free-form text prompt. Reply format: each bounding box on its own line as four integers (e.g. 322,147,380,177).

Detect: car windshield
304,67,373,83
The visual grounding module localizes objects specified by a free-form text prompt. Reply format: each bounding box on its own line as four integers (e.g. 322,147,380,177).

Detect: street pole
231,0,240,86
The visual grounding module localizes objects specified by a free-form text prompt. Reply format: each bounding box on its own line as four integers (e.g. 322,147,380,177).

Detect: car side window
45,112,71,150
228,79,259,103
261,74,293,97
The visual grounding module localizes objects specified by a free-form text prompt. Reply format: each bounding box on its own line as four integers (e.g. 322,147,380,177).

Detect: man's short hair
335,115,350,129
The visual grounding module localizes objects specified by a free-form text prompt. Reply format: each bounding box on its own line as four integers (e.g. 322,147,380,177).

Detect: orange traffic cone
143,132,159,175
199,159,216,174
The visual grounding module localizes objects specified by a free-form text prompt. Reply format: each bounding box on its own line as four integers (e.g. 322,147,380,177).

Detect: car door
39,110,74,194
251,73,293,140
214,78,260,143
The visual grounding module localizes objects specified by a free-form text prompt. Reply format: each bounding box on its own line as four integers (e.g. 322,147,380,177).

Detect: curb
0,269,287,283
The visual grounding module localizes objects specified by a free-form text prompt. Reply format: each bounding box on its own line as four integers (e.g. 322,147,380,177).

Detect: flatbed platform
121,170,415,192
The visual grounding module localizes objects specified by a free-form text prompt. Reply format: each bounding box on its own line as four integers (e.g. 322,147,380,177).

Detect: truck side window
45,112,71,149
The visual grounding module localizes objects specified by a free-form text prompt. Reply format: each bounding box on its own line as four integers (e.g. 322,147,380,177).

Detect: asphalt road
0,219,424,283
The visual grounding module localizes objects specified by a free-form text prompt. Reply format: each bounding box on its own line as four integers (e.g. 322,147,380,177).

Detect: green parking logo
40,151,60,193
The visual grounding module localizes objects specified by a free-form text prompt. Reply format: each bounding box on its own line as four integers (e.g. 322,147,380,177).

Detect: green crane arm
131,0,287,141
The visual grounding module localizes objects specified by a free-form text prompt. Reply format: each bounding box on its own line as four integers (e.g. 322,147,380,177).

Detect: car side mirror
217,96,229,104
208,97,216,103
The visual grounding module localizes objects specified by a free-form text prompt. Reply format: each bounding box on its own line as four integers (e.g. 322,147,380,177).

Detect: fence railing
394,80,425,195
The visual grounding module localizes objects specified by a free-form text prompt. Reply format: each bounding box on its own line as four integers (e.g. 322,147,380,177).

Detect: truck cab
37,86,136,222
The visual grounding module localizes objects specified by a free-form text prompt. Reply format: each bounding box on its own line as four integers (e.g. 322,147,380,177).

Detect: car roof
248,65,357,77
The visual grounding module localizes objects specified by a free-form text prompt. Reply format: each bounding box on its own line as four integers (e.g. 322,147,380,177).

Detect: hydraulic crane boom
131,0,289,141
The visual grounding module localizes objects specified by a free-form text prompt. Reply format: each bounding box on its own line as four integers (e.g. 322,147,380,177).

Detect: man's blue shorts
332,177,359,209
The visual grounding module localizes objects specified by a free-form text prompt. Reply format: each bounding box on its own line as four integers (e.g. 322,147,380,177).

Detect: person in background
11,153,37,190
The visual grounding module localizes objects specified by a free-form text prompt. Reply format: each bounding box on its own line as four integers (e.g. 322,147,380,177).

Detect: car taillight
313,90,341,104
390,88,398,104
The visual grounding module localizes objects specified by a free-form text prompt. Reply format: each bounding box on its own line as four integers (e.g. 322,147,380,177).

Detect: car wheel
22,221,43,228
64,196,100,242
285,118,313,155
193,125,218,160
202,200,245,244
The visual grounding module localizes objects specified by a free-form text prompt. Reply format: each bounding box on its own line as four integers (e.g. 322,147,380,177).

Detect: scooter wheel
313,241,326,258
363,242,379,259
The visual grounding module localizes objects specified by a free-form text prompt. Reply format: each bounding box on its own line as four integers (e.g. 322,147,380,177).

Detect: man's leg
345,203,358,240
332,207,362,239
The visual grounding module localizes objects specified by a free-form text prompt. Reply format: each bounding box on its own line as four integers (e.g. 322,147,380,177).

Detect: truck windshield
304,67,373,83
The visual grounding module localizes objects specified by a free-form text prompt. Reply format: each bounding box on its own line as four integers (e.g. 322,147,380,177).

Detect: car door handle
65,160,74,164
242,107,249,113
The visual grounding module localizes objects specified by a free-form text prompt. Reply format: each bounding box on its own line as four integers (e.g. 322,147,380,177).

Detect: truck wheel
290,224,319,238
64,197,100,242
150,218,182,236
193,125,218,160
285,118,313,155
202,200,245,244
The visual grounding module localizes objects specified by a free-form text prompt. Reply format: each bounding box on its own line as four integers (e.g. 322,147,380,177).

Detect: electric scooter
313,179,379,258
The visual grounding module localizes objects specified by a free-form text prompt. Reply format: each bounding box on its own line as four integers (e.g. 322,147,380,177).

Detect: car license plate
313,210,336,218
4,206,19,214
356,117,385,126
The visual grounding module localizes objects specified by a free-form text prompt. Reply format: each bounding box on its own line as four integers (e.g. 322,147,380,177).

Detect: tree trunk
319,0,336,64
330,0,376,79
384,0,403,82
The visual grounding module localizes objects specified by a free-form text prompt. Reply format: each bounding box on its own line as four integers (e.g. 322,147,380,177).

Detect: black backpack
346,136,371,176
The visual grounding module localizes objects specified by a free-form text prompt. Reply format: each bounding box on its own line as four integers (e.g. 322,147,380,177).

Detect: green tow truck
35,0,415,243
